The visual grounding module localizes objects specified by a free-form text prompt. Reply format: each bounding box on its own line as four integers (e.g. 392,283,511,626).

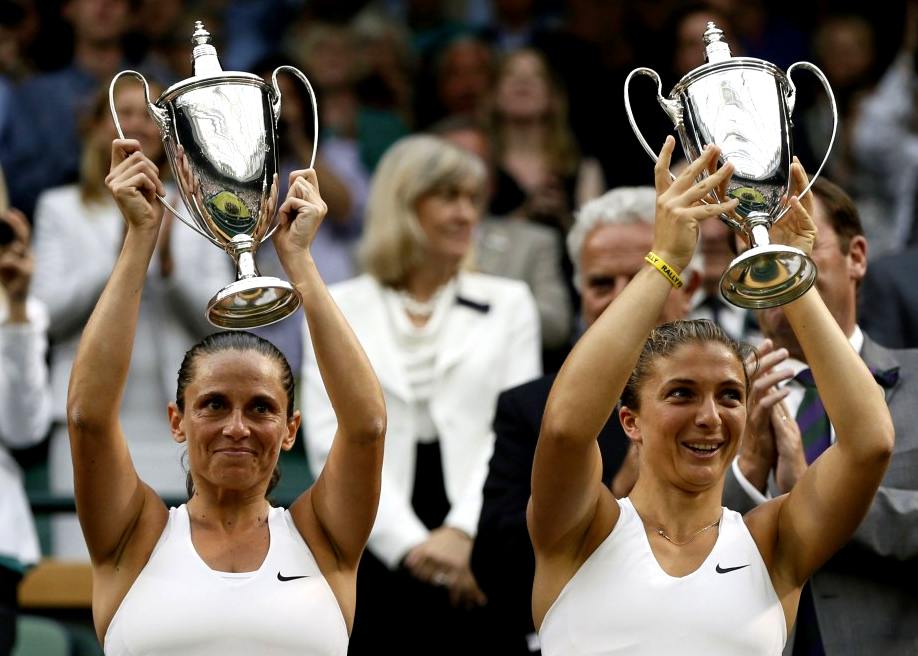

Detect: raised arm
767,168,895,587
529,140,737,556
280,169,386,569
66,140,169,564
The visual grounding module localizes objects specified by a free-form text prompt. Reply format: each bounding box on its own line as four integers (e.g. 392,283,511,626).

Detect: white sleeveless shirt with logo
539,497,786,655
104,505,348,655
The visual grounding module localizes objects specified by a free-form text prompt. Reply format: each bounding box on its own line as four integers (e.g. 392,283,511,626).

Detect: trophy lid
191,21,223,77
702,22,732,64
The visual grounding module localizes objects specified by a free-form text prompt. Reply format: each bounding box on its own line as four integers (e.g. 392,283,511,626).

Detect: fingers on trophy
109,21,320,328
626,21,838,308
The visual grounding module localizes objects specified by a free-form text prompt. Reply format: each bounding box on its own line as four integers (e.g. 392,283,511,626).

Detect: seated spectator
0,201,51,654
485,48,604,231
304,135,540,655
30,80,232,558
432,115,573,359
471,185,701,654
0,0,132,217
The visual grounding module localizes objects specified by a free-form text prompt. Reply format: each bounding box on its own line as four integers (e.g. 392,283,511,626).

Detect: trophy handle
266,65,321,242
108,70,223,247
779,61,838,219
624,67,682,183
270,65,319,170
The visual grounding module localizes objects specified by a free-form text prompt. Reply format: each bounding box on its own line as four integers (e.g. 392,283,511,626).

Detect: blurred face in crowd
579,222,694,327
816,17,874,89
415,179,482,265
64,0,128,45
494,51,552,122
438,40,493,117
439,127,496,199
303,26,358,90
755,196,867,360
674,10,729,75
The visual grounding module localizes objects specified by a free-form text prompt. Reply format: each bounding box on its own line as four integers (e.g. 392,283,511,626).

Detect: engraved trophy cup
624,22,838,308
109,21,318,328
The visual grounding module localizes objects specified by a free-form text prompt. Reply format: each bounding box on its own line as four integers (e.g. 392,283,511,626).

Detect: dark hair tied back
620,319,756,411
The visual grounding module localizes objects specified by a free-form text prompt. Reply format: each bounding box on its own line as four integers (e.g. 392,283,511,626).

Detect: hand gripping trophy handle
261,64,320,242
108,70,223,248
779,61,838,219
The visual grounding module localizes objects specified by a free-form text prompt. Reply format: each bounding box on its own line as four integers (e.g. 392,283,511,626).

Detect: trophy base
206,276,302,329
720,244,817,310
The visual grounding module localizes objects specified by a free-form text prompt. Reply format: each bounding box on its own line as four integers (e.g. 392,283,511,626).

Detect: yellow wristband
644,252,684,289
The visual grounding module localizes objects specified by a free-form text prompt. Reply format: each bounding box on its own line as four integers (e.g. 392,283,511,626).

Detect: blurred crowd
1,0,917,654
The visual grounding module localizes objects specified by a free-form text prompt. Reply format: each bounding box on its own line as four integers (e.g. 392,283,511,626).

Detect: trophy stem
237,248,257,280
747,222,772,249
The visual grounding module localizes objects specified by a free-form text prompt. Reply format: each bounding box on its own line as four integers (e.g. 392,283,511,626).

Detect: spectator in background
851,1,918,255
485,48,604,231
430,35,493,126
800,14,886,248
472,185,702,655
304,135,540,655
432,115,573,363
0,199,51,655
1,0,131,217
30,80,231,559
284,21,409,175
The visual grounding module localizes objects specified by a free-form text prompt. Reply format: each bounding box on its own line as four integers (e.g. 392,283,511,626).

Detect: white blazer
304,272,541,568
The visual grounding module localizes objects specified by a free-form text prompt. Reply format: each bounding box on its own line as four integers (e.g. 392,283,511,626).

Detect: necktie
791,364,898,655
794,369,831,464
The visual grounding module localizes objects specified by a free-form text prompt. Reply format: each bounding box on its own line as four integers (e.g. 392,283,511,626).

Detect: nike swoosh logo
715,564,750,574
277,572,310,582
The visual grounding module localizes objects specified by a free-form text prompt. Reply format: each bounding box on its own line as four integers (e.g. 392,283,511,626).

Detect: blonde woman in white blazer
304,135,541,655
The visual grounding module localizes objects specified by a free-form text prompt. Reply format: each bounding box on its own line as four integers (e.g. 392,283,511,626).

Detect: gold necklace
654,513,722,547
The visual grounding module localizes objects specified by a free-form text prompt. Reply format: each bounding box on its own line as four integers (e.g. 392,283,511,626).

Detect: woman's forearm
66,227,158,432
542,266,671,445
293,259,385,441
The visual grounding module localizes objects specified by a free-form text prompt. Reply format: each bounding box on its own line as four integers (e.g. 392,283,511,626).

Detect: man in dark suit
470,186,701,654
724,178,918,655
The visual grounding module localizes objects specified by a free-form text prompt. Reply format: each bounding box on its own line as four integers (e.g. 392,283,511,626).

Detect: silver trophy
625,22,838,309
109,21,318,328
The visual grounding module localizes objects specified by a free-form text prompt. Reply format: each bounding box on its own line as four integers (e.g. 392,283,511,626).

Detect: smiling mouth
682,442,725,457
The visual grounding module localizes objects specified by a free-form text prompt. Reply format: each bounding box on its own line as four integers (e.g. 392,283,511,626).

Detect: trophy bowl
624,22,838,309
109,21,318,328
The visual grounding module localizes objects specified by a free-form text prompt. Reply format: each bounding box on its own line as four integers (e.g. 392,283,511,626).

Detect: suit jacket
476,218,573,350
723,333,918,655
304,272,541,569
858,248,918,349
470,374,632,655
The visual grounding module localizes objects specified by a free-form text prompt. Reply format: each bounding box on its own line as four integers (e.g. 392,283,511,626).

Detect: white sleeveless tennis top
539,497,786,655
104,505,348,655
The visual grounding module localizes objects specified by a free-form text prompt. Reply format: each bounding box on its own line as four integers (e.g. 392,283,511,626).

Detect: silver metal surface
109,20,320,328
623,21,837,308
